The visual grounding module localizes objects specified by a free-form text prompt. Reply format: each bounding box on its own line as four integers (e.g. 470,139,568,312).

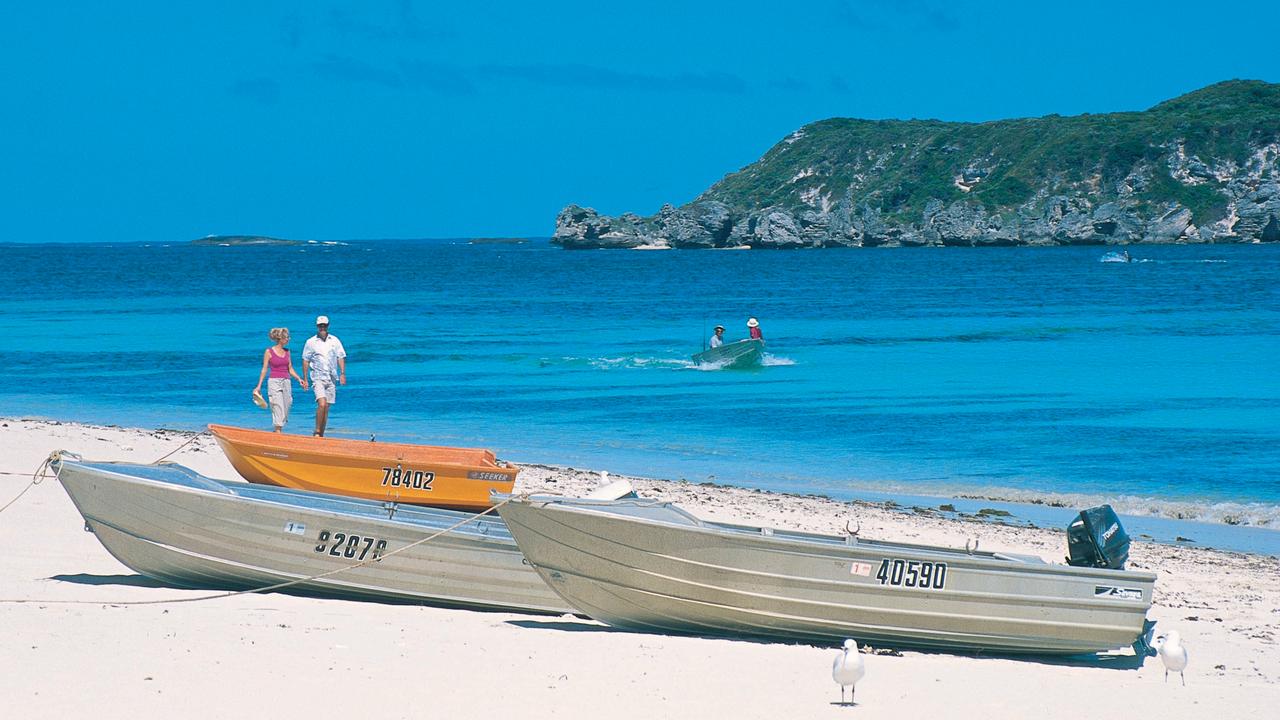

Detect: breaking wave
948,486,1280,528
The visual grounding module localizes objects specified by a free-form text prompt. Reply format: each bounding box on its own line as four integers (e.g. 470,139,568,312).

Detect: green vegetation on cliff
702,80,1280,226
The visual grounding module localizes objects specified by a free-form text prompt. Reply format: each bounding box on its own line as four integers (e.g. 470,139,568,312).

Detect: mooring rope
153,430,210,463
0,427,209,515
0,451,60,516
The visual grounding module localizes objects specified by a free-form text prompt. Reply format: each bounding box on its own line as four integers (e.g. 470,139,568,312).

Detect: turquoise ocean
2,240,1277,553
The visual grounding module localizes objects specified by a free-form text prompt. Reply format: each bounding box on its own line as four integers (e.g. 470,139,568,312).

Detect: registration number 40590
875,558,948,590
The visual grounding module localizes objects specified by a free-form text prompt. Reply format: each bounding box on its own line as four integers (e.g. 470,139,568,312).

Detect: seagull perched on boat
832,639,865,705
1156,630,1189,685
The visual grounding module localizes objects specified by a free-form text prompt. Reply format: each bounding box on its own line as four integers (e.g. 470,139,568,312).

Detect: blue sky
3,1,1278,243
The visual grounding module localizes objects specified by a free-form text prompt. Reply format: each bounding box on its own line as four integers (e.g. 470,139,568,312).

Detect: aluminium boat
690,338,764,368
52,456,570,613
209,424,517,510
497,495,1156,654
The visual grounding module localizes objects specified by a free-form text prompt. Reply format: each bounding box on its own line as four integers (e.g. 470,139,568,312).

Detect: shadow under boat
504,616,1155,671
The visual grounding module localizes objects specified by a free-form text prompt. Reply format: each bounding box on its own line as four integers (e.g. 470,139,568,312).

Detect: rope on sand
0,428,210,515
153,429,210,463
0,451,61,516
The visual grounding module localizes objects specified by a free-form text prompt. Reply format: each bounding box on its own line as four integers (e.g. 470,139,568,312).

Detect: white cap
747,317,759,328
316,315,330,325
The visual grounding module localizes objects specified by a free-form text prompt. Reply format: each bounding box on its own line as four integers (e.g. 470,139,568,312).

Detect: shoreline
0,417,1277,718
5,414,1275,556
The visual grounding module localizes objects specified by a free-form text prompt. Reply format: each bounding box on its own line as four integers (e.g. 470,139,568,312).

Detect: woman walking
254,328,307,432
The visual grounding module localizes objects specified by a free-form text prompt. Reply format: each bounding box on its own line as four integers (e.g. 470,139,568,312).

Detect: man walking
302,315,346,437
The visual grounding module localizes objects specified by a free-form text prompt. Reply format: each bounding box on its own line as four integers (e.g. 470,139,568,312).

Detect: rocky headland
554,80,1280,248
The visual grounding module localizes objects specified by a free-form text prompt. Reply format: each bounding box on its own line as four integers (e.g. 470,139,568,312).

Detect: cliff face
554,80,1280,248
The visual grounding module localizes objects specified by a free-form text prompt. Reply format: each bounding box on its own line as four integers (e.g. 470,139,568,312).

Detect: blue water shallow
2,239,1278,553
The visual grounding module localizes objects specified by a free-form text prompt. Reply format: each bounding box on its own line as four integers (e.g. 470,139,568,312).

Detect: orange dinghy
208,424,518,510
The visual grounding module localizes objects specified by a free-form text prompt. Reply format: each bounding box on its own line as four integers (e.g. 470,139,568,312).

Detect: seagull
832,639,866,705
1157,630,1189,685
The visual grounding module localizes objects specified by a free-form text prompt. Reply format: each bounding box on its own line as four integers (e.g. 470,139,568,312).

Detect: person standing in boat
709,325,725,348
302,315,346,437
747,317,764,342
254,328,307,432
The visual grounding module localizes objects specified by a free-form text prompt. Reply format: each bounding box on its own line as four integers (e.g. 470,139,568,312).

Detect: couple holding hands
253,315,347,437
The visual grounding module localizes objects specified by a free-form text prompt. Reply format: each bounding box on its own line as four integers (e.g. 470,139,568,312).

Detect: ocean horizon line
0,235,555,247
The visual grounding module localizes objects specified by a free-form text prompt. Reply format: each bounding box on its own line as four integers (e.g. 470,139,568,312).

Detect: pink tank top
269,349,290,378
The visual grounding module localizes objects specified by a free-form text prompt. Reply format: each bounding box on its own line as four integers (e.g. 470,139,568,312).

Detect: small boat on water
209,424,517,510
690,338,764,368
53,456,571,613
497,495,1156,654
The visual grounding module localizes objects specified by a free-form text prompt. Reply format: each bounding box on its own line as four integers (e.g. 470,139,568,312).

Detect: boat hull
498,497,1156,653
209,424,516,510
690,339,764,368
54,459,570,613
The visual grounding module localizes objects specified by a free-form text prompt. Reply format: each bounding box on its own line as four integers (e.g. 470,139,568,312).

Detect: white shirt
709,334,724,348
303,335,346,381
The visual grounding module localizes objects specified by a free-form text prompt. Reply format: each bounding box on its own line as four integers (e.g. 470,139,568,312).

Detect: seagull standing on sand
832,639,866,705
1157,630,1189,685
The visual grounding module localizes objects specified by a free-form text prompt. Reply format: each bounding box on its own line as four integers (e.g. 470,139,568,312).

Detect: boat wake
552,352,792,372
578,356,698,371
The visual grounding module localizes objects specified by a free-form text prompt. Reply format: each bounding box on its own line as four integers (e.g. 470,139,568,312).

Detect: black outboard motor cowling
1065,504,1130,570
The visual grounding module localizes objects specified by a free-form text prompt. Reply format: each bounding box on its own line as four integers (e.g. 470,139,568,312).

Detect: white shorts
312,377,336,404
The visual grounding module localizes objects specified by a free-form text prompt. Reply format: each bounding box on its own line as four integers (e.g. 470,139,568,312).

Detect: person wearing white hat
302,315,346,437
747,317,764,342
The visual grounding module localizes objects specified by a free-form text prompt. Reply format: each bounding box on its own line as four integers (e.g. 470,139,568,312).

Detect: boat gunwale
504,496,1159,583
57,459,516,543
208,424,513,474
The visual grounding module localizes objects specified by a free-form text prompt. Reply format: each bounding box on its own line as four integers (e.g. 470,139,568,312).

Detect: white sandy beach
0,417,1276,719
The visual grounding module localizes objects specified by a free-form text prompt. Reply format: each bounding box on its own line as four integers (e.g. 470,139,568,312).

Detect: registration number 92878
314,530,388,561
875,558,948,590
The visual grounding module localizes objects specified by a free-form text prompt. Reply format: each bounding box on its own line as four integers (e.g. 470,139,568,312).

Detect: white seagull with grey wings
832,639,866,705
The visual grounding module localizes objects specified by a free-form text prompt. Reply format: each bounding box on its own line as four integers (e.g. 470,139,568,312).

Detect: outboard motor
1065,504,1130,570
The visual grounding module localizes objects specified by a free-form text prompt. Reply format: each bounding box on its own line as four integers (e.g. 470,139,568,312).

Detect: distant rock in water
191,235,303,246
555,80,1280,248
468,237,531,244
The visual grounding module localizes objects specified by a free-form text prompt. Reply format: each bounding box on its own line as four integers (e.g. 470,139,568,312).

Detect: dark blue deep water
2,240,1278,537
